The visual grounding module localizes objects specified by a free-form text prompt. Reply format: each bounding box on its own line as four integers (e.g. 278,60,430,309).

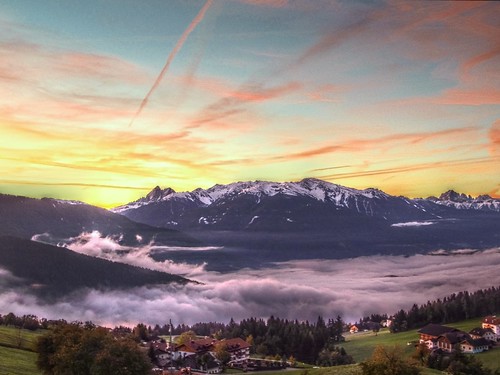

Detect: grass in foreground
0,326,45,375
0,345,41,375
0,325,44,351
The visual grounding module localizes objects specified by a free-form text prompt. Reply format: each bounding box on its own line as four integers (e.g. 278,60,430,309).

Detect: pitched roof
461,337,490,347
439,331,469,345
483,315,500,325
222,338,251,351
176,338,216,353
417,324,457,337
469,327,494,336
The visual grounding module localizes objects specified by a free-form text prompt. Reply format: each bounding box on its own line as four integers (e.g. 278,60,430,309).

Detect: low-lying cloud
2,234,500,326
32,231,210,277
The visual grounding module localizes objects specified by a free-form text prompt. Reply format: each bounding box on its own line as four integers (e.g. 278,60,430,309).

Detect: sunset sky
1,0,499,208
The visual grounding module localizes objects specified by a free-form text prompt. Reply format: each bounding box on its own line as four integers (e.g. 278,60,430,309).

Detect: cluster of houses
149,337,251,374
417,315,500,354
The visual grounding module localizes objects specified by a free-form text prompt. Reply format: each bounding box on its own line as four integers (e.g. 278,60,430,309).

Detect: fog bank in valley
1,232,499,326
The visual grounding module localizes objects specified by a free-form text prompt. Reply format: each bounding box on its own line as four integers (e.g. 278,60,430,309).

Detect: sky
0,0,499,208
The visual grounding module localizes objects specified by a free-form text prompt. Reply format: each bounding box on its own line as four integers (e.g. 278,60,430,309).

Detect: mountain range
112,178,499,230
108,178,499,269
0,179,498,277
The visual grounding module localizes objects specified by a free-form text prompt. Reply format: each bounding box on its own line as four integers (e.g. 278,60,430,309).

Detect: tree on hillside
214,341,231,366
36,323,151,375
360,345,420,375
316,344,354,367
177,330,198,345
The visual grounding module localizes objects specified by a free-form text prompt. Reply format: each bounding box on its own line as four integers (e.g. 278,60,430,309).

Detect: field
341,318,500,371
0,326,43,375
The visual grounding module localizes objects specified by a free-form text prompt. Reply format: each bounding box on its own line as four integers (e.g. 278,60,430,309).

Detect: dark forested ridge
0,236,192,297
0,193,198,246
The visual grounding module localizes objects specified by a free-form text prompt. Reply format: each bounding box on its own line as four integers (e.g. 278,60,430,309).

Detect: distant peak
145,186,175,201
439,190,470,202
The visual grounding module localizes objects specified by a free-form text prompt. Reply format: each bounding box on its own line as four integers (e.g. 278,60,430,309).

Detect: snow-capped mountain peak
112,178,399,215
427,190,500,211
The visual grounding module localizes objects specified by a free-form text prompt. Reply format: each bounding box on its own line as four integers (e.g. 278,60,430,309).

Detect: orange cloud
435,88,500,106
489,120,500,157
315,156,499,182
461,46,500,81
188,81,302,129
272,126,479,161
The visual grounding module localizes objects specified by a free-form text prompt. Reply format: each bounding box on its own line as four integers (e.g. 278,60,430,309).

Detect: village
146,334,287,375
144,316,500,375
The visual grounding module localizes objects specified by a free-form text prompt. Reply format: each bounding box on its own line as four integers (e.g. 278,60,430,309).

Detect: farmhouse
459,337,490,354
469,327,496,342
222,338,251,365
482,315,500,341
418,323,492,354
417,324,458,349
349,325,359,334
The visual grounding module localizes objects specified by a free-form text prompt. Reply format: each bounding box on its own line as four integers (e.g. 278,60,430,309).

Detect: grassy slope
0,346,40,375
0,326,43,375
341,318,500,371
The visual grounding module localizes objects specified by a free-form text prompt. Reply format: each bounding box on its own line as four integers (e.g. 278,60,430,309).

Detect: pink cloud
435,87,500,106
57,52,149,84
187,81,302,129
489,121,500,157
316,156,498,182
460,46,500,81
272,126,479,161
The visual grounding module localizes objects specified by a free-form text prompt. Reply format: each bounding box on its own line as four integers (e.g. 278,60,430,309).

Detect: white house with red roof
482,316,500,341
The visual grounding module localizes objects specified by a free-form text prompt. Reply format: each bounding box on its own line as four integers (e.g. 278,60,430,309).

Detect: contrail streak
129,0,213,127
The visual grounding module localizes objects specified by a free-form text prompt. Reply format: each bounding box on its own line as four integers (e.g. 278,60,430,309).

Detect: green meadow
341,318,499,371
0,325,44,375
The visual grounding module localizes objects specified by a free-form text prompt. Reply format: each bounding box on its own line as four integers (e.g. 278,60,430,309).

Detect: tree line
129,315,351,365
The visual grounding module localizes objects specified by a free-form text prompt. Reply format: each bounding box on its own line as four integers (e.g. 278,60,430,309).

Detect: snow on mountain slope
112,178,393,214
110,179,499,236
425,190,500,211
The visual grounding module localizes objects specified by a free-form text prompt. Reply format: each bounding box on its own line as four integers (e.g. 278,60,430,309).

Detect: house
349,325,359,334
417,322,492,354
170,337,250,372
417,324,458,349
221,338,251,365
436,331,469,353
482,316,500,341
469,327,496,342
176,338,216,360
150,340,174,368
459,337,490,354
